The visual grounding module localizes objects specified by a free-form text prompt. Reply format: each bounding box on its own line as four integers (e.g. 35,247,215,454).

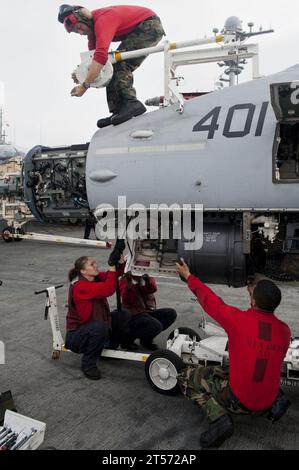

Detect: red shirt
188,275,291,411
120,276,157,316
71,271,117,324
88,6,157,64
67,264,125,328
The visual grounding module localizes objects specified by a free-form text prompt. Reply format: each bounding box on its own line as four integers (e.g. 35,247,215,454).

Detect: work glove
115,238,126,254
108,238,126,266
108,249,121,267
142,274,151,284
71,71,79,84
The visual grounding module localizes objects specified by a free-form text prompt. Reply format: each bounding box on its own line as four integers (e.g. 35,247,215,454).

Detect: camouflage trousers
106,17,165,113
177,365,252,423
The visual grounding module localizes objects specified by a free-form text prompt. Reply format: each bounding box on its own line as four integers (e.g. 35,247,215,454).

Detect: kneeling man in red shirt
176,259,291,449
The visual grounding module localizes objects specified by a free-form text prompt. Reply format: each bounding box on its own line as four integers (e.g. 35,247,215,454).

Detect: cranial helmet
58,4,86,33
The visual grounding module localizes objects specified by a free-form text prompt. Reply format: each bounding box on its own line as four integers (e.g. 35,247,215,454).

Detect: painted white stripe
96,147,129,155
166,143,205,152
129,145,165,153
96,142,205,156
101,349,150,362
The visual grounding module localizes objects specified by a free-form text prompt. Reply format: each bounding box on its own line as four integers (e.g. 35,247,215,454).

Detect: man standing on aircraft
176,259,291,449
83,209,97,240
58,4,165,127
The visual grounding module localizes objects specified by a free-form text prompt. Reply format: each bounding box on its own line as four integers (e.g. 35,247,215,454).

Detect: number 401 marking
193,102,269,139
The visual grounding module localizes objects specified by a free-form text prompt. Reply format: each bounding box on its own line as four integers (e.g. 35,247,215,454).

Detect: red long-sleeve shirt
72,271,116,324
188,275,291,411
88,6,157,64
68,264,125,326
120,276,157,315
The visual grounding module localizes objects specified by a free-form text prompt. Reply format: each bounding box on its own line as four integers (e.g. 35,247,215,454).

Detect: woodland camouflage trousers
177,365,252,422
106,16,165,113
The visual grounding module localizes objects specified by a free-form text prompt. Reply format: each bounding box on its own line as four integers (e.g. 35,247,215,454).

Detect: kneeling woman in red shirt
65,254,129,380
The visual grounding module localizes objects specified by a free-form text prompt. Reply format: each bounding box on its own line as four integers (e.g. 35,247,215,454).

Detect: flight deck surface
0,221,298,450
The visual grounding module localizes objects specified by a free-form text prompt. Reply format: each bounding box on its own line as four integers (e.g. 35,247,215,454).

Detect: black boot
121,341,139,351
97,113,117,129
82,367,102,380
140,341,159,351
267,389,291,423
111,100,146,126
200,415,234,449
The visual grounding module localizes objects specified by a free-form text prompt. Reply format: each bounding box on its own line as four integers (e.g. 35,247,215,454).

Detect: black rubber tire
2,227,13,243
145,349,184,395
168,327,203,342
2,227,24,243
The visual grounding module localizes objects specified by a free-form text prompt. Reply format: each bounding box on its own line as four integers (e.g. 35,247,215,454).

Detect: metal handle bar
35,285,64,295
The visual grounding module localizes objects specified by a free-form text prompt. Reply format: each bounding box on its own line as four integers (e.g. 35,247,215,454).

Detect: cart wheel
2,227,24,242
51,350,60,360
168,327,203,342
145,349,184,395
2,227,13,243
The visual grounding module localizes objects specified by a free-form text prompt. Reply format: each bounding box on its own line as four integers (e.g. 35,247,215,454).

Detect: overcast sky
1,0,298,150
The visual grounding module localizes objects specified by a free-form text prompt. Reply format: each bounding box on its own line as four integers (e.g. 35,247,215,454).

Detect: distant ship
0,106,23,162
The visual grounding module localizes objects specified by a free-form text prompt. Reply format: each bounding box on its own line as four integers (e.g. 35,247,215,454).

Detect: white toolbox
3,410,46,450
